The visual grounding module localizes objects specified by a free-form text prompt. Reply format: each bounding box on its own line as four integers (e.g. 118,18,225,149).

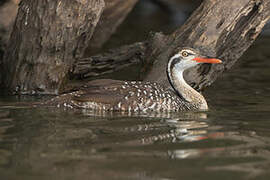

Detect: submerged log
73,0,270,91
1,0,105,94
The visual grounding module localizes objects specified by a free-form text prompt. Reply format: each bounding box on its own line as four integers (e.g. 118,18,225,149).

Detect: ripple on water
0,104,269,179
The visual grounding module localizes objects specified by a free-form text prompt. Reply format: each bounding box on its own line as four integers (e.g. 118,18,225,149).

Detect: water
1,1,270,180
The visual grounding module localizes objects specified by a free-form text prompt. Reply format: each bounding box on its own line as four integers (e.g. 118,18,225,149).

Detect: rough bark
1,0,105,94
72,0,270,92
72,32,166,80
144,0,270,91
86,0,139,55
2,0,270,95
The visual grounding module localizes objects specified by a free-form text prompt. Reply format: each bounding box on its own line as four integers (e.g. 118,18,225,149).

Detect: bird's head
168,47,222,72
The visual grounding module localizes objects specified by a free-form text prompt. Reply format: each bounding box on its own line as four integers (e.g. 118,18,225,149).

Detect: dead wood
144,0,270,91
72,42,146,79
72,0,270,92
1,0,105,94
2,0,270,95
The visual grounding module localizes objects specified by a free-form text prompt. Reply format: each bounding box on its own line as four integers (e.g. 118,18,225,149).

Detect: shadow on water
1,1,270,180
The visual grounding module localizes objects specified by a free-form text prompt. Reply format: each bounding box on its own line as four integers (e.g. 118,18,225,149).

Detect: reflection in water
0,105,270,179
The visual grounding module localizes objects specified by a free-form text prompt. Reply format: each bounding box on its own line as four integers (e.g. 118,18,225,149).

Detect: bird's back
43,79,193,112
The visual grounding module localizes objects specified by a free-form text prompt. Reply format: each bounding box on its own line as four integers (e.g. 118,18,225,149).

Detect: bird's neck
167,67,208,110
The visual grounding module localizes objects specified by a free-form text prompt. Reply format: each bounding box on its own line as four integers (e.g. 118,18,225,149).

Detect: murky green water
1,1,270,180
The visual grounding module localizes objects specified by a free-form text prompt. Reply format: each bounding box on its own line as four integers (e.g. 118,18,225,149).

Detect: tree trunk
2,0,270,95
144,0,270,91
1,0,105,94
72,0,270,92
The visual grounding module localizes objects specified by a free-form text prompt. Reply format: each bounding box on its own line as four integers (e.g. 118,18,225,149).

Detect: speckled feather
43,47,221,112
43,79,194,112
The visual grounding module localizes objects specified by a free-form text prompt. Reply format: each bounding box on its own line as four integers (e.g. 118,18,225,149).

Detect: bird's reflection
1,107,270,179
79,108,207,119
81,111,212,147
139,116,210,144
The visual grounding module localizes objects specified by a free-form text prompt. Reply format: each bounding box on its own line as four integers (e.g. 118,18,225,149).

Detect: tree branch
71,0,270,93
74,0,270,92
72,42,146,79
144,0,270,91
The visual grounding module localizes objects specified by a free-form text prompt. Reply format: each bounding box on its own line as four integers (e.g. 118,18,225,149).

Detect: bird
43,47,222,112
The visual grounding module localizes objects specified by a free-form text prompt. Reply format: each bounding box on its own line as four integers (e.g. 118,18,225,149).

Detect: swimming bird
44,47,222,112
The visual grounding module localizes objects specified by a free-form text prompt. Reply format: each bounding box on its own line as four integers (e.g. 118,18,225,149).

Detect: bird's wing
72,79,130,105
44,79,137,108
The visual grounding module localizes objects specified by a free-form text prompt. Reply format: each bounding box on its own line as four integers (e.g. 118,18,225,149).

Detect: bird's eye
181,51,189,57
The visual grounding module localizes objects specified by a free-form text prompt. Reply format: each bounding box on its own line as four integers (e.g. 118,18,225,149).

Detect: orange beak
193,57,222,64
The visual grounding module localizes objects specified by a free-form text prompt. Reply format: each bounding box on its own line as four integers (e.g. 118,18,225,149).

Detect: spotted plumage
43,47,222,112
44,79,192,112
